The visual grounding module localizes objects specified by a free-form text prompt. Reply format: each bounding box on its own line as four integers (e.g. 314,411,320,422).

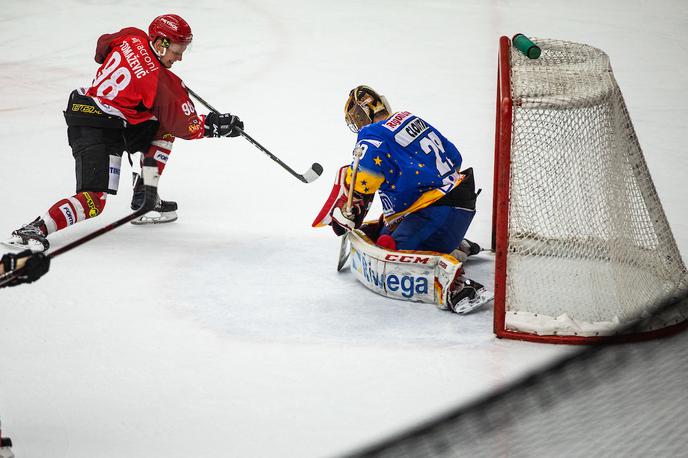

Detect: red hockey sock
146,139,173,175
42,192,107,234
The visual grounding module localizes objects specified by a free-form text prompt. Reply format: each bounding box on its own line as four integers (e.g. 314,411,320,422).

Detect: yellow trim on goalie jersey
346,167,384,195
384,189,447,225
384,173,466,225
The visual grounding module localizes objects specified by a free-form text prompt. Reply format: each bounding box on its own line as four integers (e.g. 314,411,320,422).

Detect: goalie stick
186,86,323,184
0,158,160,288
337,232,351,272
336,145,364,271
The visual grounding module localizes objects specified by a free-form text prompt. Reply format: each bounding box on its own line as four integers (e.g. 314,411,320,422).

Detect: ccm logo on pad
384,254,431,264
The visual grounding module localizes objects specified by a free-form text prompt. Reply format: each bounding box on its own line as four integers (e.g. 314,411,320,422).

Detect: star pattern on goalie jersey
348,111,464,222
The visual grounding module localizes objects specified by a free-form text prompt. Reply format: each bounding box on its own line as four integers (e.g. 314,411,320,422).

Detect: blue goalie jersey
348,111,464,224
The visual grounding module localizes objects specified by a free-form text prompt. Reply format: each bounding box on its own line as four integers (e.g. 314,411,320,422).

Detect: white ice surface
1,1,686,457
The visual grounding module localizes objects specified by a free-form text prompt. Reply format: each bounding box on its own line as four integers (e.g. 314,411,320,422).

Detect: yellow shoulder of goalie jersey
346,166,384,195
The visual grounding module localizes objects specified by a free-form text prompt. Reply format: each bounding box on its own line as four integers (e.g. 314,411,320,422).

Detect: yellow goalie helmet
344,85,392,132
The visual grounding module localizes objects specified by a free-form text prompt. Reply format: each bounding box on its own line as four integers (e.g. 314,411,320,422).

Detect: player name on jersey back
381,111,430,147
394,117,430,147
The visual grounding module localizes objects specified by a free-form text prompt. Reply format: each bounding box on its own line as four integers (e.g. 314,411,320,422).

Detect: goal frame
491,35,688,344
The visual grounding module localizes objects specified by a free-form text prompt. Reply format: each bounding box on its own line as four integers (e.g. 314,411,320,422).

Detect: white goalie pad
348,229,463,308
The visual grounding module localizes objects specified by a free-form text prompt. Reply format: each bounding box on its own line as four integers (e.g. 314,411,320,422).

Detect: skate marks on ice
162,236,496,347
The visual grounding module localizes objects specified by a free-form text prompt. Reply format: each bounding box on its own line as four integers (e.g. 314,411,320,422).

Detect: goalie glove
330,189,374,236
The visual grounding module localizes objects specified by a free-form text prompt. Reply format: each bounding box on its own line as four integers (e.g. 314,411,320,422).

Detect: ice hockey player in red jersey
5,14,243,252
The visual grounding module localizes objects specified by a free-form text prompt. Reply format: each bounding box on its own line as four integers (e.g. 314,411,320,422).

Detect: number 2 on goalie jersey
420,131,455,176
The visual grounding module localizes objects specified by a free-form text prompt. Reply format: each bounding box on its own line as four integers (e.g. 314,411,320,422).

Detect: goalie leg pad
349,229,463,305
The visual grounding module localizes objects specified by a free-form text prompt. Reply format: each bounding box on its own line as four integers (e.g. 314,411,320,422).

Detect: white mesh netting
504,38,688,337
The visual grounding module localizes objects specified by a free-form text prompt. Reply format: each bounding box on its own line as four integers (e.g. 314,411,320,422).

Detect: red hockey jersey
85,27,204,141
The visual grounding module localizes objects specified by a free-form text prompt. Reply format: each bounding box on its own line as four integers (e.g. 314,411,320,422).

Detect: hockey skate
3,217,50,252
448,276,494,314
130,173,178,225
450,238,482,263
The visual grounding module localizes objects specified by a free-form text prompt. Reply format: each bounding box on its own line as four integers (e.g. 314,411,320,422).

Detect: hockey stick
336,232,351,272
186,87,323,183
2,158,159,286
0,264,23,288
336,146,363,271
1,159,160,287
48,158,160,259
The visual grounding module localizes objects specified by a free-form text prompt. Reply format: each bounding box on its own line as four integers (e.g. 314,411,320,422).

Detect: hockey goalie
313,85,493,314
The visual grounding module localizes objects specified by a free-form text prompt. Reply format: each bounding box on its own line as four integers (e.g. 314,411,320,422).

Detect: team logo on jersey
382,111,412,131
188,121,202,134
394,117,429,147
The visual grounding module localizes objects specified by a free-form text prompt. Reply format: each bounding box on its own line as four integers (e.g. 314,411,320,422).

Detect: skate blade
130,211,178,225
452,288,494,315
2,239,47,253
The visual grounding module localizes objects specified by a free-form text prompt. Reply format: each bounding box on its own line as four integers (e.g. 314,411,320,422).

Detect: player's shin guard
42,191,107,234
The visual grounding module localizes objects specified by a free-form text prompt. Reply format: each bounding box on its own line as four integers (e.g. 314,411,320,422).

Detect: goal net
492,36,688,343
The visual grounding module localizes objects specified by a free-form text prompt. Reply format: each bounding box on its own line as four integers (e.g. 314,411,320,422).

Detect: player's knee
376,234,398,250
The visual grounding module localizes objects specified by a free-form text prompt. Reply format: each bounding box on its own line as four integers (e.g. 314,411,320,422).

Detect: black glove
1,250,50,288
204,112,244,138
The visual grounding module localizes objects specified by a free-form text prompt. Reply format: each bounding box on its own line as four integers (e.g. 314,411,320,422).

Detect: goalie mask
344,85,392,132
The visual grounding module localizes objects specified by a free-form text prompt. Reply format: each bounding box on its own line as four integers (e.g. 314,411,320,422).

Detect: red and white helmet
148,14,193,45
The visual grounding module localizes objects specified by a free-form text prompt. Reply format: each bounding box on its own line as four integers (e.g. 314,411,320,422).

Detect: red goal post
492,35,688,344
